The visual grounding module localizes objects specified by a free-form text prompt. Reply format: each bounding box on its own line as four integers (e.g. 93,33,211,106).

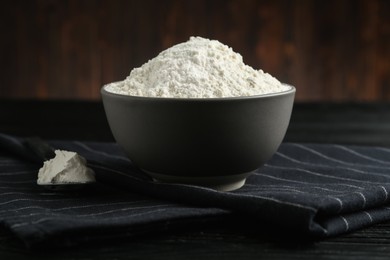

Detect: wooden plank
1,0,389,101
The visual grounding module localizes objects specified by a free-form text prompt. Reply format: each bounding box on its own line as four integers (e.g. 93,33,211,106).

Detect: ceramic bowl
101,84,295,191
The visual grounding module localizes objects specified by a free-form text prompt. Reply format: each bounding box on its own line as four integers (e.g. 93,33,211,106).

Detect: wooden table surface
1,100,390,259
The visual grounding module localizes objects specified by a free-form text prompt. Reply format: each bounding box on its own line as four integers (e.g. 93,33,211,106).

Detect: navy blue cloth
1,133,390,248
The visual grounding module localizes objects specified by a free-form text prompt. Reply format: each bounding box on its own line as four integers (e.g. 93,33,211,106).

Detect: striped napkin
1,133,390,248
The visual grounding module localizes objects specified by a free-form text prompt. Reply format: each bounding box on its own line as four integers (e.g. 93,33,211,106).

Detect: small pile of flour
37,150,95,185
105,36,290,98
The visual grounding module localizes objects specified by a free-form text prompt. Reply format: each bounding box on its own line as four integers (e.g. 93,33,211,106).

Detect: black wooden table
1,100,390,259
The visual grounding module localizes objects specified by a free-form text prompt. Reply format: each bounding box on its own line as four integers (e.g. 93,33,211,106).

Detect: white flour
105,36,290,98
37,150,95,185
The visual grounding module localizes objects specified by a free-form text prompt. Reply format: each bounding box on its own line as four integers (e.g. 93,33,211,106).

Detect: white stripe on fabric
265,164,386,185
242,185,307,194
38,193,67,196
0,170,37,176
254,172,314,185
247,183,345,193
276,152,390,173
358,192,367,208
335,145,390,165
292,144,361,166
3,204,175,220
254,172,364,190
246,182,343,211
0,162,20,165
10,208,169,229
0,180,35,184
338,167,390,179
364,211,373,222
381,186,388,201
232,193,317,212
340,216,349,231
0,159,22,163
72,204,173,217
332,197,343,212
0,200,151,214
376,147,390,153
0,198,81,206
283,144,390,169
0,192,51,196
54,200,153,212
0,186,39,191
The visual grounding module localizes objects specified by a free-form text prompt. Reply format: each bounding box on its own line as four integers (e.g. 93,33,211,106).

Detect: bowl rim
101,82,295,101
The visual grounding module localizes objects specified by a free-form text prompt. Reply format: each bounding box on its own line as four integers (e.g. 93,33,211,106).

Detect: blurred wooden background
1,0,389,101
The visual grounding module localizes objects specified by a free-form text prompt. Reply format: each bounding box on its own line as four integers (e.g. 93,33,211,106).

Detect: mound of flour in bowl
106,36,290,98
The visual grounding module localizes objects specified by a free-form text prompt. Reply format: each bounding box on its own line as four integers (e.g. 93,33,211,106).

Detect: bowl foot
143,170,251,191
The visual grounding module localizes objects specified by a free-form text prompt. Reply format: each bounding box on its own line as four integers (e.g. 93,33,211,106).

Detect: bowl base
143,170,252,191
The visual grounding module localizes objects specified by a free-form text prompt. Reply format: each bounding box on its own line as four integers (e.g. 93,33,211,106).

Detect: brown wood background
1,0,389,101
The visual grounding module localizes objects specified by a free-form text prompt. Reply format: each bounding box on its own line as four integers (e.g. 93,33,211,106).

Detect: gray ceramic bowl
101,84,295,191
